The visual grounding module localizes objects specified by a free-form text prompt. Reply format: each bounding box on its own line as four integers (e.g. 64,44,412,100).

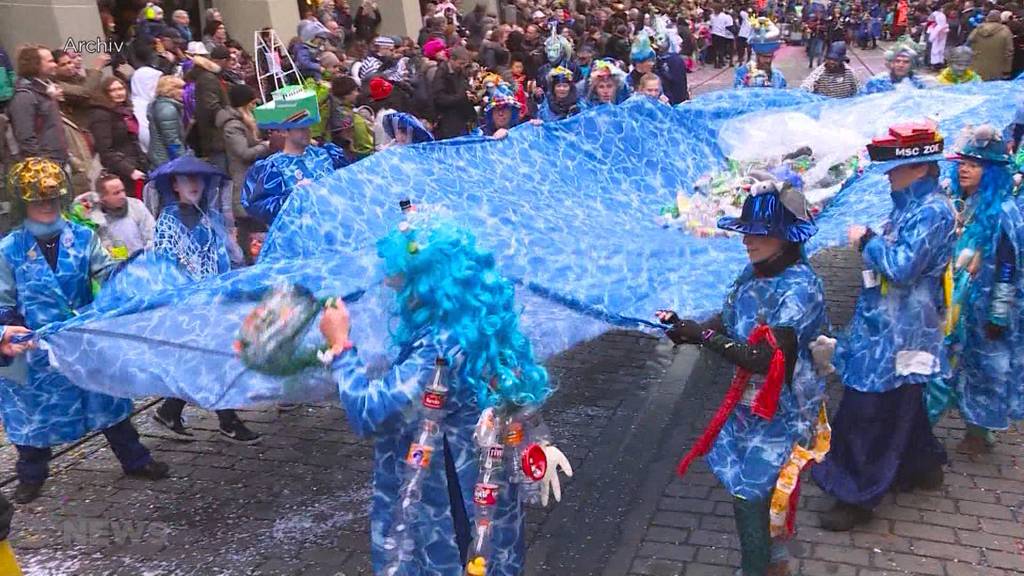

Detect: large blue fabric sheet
39,81,1024,409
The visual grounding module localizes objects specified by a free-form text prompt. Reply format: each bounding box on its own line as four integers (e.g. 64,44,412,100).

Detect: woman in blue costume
734,20,788,89
812,122,956,531
241,95,348,226
536,67,580,123
143,155,262,443
0,158,169,504
476,82,525,140
317,212,572,575
657,174,828,576
579,60,630,110
860,37,927,94
939,125,1024,454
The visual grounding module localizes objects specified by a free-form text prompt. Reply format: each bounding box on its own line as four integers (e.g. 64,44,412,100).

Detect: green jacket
0,47,14,103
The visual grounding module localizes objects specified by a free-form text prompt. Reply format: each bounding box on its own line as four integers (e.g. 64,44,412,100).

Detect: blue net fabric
39,82,1024,409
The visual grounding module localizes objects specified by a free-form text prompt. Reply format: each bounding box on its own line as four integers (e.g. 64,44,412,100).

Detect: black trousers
712,35,734,66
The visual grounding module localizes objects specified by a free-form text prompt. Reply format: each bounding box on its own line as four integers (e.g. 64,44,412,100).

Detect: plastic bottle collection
380,357,550,576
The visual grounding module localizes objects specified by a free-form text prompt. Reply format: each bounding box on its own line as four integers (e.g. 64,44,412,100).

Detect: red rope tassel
676,324,785,477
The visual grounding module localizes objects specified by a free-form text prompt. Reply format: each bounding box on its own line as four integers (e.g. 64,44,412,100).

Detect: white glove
539,444,573,507
808,335,836,377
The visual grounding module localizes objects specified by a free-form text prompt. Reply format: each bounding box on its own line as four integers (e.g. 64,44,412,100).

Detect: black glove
666,319,703,345
985,322,1006,340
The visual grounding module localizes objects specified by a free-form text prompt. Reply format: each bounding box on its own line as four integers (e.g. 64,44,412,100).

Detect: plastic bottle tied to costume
464,408,506,576
504,413,549,506
0,540,23,576
381,358,449,576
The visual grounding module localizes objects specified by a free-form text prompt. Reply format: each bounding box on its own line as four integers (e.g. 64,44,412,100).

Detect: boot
913,465,944,491
819,501,873,532
12,482,43,504
126,460,170,480
734,497,771,575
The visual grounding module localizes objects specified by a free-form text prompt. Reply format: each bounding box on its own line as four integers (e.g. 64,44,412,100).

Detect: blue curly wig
376,221,550,409
949,160,1014,258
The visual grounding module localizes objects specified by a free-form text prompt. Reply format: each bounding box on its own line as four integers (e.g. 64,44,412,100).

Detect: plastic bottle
381,357,449,576
464,409,506,576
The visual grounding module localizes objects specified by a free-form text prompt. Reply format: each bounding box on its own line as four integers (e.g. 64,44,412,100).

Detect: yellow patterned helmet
7,158,69,204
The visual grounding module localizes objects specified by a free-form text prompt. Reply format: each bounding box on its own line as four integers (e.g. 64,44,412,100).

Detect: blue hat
825,41,849,62
749,17,782,55
866,121,945,173
949,124,1011,165
630,33,656,62
717,175,818,242
383,112,434,144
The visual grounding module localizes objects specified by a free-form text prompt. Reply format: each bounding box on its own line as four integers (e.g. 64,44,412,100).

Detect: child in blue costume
860,37,927,94
658,173,828,576
317,214,572,576
536,67,580,123
241,95,348,226
812,123,955,531
0,158,169,504
735,20,788,89
940,125,1024,454
144,155,262,443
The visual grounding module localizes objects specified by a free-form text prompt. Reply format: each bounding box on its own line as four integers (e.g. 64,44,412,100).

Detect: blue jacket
837,177,956,393
705,261,828,499
0,223,133,446
655,53,690,104
860,73,926,95
294,42,323,81
734,65,788,88
242,144,348,225
332,330,525,576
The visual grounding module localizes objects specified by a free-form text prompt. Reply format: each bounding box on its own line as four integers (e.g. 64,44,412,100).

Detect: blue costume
860,72,927,94
0,158,163,500
663,175,827,576
813,124,955,527
941,128,1024,449
733,65,788,88
735,22,787,89
329,220,557,576
241,143,347,226
536,67,580,123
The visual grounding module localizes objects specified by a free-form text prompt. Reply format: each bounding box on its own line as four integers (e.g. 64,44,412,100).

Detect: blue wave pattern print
0,223,133,446
34,81,1024,409
837,177,957,394
331,330,524,575
705,262,828,499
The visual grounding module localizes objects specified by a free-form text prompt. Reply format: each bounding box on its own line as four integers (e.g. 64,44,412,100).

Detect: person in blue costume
145,155,263,444
535,28,579,100
860,37,927,94
734,19,788,89
241,91,348,226
317,210,572,576
477,82,525,140
940,125,1024,454
658,172,828,576
580,60,630,110
0,158,170,504
627,30,689,104
536,67,580,123
812,122,956,531
378,111,434,149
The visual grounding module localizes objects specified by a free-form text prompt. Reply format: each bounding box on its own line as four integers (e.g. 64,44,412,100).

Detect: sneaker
126,460,170,480
152,411,195,442
12,482,43,504
819,501,873,532
219,416,262,444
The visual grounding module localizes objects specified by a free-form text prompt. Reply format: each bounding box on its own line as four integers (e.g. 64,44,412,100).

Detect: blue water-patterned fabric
0,223,133,446
837,177,956,393
32,82,1024,409
241,143,348,225
705,261,828,499
733,65,788,89
859,73,927,95
951,198,1024,430
333,330,523,575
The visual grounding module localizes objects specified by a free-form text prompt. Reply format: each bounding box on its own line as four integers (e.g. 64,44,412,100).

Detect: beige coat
968,22,1014,80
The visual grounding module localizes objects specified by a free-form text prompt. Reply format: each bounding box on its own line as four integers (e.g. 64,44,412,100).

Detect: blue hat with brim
751,41,782,55
717,188,818,243
383,112,434,144
948,125,1012,165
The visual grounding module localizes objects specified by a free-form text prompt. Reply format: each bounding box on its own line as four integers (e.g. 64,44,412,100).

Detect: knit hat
229,84,257,108
374,35,396,48
185,41,210,56
369,76,394,101
986,9,1002,22
210,45,231,61
423,38,448,59
825,41,849,63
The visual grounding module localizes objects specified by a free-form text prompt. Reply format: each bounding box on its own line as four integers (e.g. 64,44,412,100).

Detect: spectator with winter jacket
328,76,374,160
355,0,383,42
431,47,478,140
187,46,232,168
8,45,67,163
87,76,149,196
0,44,14,112
52,48,104,130
147,75,187,167
968,10,1014,80
71,172,156,258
